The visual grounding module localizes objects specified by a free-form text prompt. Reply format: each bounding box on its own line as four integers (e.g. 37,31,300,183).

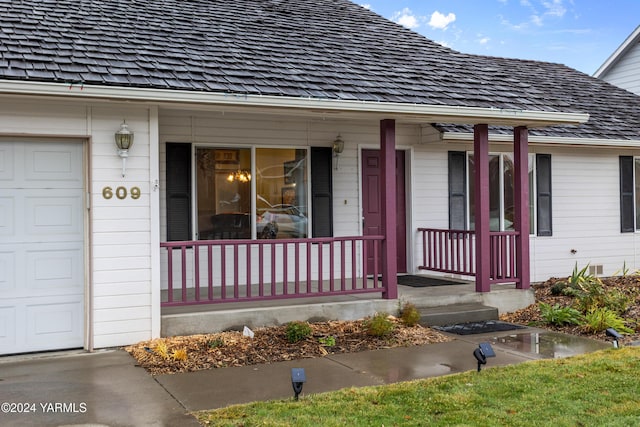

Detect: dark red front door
361,149,407,274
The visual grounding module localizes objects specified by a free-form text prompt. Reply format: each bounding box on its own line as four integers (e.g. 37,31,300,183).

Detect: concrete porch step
418,303,499,326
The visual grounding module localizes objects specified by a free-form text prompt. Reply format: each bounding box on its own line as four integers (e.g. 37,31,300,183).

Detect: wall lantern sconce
332,134,345,169
291,368,306,401
115,121,134,177
473,342,496,372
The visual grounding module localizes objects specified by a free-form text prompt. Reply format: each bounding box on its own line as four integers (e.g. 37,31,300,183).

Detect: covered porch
157,102,588,333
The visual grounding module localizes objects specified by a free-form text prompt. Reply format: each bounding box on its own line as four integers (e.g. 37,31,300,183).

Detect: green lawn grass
195,347,640,427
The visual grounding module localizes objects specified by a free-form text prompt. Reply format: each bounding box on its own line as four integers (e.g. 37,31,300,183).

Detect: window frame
191,143,313,240
465,151,538,235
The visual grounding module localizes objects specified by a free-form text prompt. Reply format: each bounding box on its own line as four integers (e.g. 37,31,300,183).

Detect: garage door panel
23,143,83,187
0,196,14,236
26,193,83,237
0,252,15,291
28,247,83,291
0,143,14,181
0,306,17,350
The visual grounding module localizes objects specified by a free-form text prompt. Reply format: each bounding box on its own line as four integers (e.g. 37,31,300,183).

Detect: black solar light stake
291,368,306,400
473,342,496,372
606,328,622,348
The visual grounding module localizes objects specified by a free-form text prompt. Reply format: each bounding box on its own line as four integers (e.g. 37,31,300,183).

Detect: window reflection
256,148,308,239
196,148,251,239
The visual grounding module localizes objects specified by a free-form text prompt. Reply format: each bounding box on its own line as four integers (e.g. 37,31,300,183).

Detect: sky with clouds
358,0,639,75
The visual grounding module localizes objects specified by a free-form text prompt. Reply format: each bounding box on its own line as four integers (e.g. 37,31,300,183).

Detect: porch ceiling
0,80,589,129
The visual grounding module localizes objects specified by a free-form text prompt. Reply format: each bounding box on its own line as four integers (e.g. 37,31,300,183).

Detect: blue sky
358,1,639,75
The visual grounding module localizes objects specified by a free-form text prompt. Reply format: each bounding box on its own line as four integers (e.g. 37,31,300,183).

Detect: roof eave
593,25,640,78
0,80,589,127
442,131,640,148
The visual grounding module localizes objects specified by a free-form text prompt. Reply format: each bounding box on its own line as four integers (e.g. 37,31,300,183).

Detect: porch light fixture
473,342,496,372
332,134,344,169
291,368,306,401
115,121,134,177
606,328,622,348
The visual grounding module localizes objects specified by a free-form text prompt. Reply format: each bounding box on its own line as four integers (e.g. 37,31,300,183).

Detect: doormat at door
433,320,526,335
397,275,469,287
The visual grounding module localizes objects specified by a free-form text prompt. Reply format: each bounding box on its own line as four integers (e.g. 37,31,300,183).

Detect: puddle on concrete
489,331,610,358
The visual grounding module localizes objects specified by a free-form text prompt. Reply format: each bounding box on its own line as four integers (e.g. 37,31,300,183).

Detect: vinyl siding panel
600,41,640,95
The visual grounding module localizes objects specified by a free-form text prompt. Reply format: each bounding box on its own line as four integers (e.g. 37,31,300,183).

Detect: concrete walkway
0,328,609,426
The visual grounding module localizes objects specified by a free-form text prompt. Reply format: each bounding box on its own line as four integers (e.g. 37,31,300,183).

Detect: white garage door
0,140,85,355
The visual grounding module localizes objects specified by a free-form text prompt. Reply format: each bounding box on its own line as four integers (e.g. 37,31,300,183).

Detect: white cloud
478,37,490,45
428,11,456,30
360,3,371,10
542,0,567,17
391,8,421,29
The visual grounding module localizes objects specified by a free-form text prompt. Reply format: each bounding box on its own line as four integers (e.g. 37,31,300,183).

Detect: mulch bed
500,275,640,344
125,318,451,375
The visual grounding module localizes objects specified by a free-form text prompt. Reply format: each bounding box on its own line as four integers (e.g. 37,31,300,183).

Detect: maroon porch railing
417,228,519,284
160,235,385,307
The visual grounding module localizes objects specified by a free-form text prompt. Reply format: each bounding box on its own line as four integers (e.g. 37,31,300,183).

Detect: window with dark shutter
620,156,634,233
536,154,552,236
311,147,333,237
448,151,467,230
166,143,192,241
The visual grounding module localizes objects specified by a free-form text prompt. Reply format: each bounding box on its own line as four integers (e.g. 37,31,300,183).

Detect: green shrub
583,308,633,334
318,336,336,347
365,312,394,337
539,302,583,326
604,289,633,315
549,281,568,296
207,337,225,348
285,321,312,343
399,302,421,327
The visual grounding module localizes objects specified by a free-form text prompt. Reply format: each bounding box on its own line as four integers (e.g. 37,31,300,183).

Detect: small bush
318,336,336,347
603,289,633,315
399,302,421,327
583,308,633,334
549,281,568,296
207,337,225,348
285,321,312,343
171,348,188,361
539,302,583,326
154,340,169,359
366,312,394,337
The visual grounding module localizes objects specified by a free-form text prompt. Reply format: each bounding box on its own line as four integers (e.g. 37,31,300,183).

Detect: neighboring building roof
594,25,640,79
0,0,639,141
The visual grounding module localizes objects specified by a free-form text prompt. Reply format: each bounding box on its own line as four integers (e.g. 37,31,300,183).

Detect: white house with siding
594,25,640,95
1,0,639,356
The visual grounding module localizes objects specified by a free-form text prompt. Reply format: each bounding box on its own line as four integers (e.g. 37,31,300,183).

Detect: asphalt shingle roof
0,0,639,140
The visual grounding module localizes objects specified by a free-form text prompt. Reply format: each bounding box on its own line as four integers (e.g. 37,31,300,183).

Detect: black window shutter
536,154,553,236
311,147,333,237
620,156,634,233
448,151,467,230
166,143,192,241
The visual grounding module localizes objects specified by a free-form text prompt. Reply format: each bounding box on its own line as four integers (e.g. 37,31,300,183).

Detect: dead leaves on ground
125,319,451,375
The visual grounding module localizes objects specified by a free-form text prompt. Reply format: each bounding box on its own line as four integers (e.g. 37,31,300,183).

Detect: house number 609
102,186,141,200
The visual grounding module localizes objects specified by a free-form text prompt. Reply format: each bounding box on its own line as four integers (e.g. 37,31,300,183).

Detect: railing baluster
167,247,173,303
181,245,187,303
207,245,213,301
